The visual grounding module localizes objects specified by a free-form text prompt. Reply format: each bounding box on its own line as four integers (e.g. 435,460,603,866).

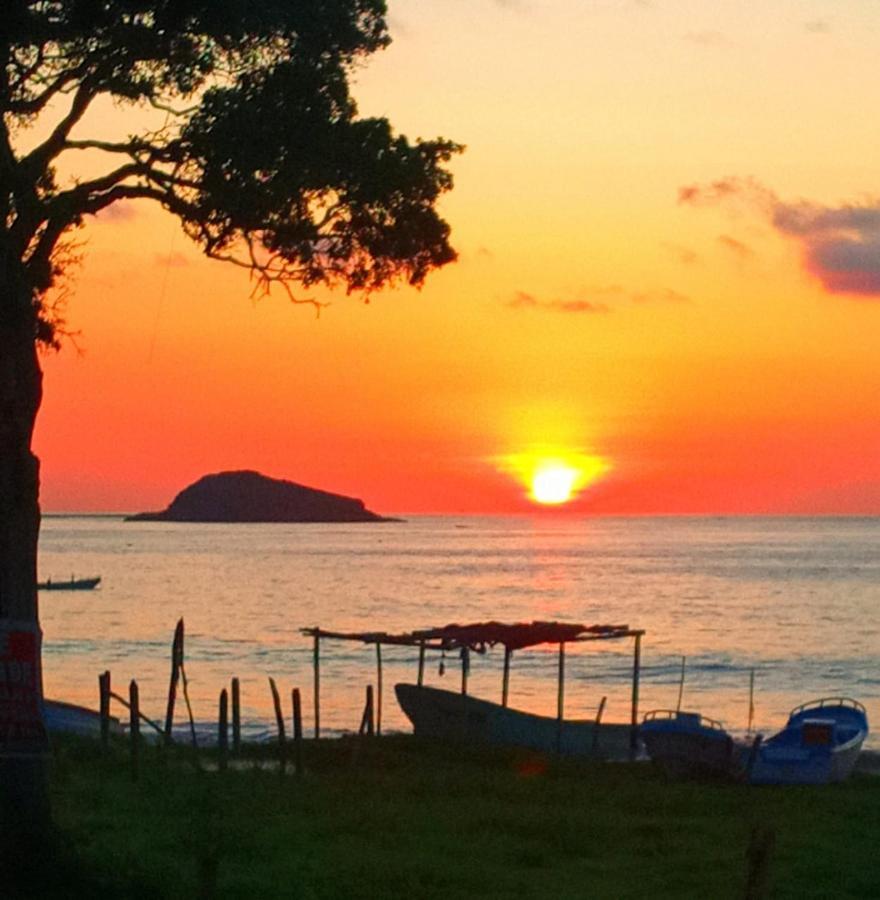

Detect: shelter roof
301,621,643,653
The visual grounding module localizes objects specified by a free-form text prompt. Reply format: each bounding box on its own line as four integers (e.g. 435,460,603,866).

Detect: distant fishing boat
37,576,101,591
748,697,868,785
641,709,741,779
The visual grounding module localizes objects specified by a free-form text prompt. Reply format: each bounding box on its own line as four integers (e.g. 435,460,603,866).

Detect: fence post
231,677,241,754
129,679,140,782
99,670,111,752
164,618,184,745
292,687,303,776
218,689,228,772
269,677,286,774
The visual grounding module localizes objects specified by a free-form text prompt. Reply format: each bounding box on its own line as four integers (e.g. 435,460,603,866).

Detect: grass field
15,734,880,898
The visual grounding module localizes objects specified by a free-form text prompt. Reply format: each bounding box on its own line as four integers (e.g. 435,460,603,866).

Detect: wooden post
501,646,511,708
591,695,607,756
630,633,642,758
129,679,140,782
375,642,383,737
99,670,111,752
745,826,776,899
231,677,241,754
218,689,228,772
292,688,303,776
164,618,184,745
417,641,426,687
359,684,375,736
747,669,755,734
269,677,286,774
676,655,686,712
461,646,469,696
556,642,566,753
313,631,321,740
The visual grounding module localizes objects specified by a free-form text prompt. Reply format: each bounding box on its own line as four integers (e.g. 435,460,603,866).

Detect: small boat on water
37,576,101,591
395,683,635,759
641,709,741,779
748,697,868,785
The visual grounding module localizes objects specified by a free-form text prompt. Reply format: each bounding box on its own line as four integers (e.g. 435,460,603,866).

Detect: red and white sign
0,622,49,756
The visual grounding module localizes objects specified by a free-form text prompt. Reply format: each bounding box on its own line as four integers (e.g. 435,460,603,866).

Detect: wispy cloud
153,251,189,268
94,202,138,223
680,176,880,297
804,19,831,34
683,30,730,48
507,285,688,313
718,234,753,259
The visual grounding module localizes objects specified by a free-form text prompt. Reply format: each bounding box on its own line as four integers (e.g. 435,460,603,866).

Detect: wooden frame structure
300,621,645,752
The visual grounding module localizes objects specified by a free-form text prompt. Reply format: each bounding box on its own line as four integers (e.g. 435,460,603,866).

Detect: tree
0,0,460,840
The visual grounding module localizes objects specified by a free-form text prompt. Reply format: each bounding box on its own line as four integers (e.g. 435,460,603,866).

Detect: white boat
395,683,635,759
748,697,868,785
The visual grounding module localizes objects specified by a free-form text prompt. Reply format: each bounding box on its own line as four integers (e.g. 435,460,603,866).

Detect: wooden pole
164,618,184,745
313,632,321,740
292,688,303,776
556,642,566,754
180,662,198,751
461,646,469,696
129,679,140,782
417,641,426,687
231,677,241,755
591,695,607,756
99,670,111,752
676,655,686,712
630,633,642,758
269,677,286,774
375,642,383,737
218,688,228,772
361,684,375,736
501,646,511,708
747,669,755,735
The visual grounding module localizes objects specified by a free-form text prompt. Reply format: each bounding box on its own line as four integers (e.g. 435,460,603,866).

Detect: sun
498,448,611,507
531,463,579,504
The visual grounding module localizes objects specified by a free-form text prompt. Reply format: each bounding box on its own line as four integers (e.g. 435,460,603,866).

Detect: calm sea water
37,515,880,748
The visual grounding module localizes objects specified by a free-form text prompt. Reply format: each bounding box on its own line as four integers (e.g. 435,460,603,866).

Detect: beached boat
43,699,121,737
641,709,742,779
748,697,868,785
395,683,635,759
38,576,101,591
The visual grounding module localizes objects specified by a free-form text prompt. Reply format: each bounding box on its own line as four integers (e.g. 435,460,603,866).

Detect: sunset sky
32,0,880,515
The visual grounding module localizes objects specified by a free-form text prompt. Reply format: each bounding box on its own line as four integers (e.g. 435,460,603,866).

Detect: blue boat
641,709,742,779
748,697,868,785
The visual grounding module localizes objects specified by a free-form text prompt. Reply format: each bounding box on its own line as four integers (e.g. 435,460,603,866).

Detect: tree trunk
0,282,51,853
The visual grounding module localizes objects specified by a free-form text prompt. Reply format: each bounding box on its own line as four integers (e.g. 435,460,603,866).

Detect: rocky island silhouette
126,470,397,523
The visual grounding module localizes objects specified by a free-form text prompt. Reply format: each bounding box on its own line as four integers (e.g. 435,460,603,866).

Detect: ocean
37,515,880,748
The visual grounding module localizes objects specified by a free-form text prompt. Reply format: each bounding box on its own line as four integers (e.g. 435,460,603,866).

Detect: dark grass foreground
16,734,880,898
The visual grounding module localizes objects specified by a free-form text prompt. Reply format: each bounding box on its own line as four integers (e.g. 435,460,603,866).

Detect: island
126,470,398,523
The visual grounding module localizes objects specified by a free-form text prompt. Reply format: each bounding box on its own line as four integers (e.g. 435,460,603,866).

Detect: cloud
680,176,880,297
683,30,730,48
507,285,688,313
717,234,753,259
94,201,138,223
663,242,699,265
804,19,831,34
153,251,189,268
507,290,609,314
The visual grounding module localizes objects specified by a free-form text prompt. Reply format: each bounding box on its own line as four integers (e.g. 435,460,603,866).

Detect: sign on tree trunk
0,623,49,757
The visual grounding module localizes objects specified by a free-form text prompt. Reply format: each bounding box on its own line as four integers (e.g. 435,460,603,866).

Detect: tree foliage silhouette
0,0,460,837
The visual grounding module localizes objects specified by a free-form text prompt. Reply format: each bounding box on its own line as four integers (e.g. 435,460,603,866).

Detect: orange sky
31,1,880,515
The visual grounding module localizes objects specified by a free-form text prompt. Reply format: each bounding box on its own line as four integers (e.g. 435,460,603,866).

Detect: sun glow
498,448,611,507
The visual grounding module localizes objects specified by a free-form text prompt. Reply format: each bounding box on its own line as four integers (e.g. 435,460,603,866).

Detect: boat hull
748,699,868,785
38,577,101,591
641,712,742,780
395,683,635,759
43,699,121,737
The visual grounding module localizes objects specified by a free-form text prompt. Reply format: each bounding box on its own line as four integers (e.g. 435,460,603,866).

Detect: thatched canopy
301,621,643,653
